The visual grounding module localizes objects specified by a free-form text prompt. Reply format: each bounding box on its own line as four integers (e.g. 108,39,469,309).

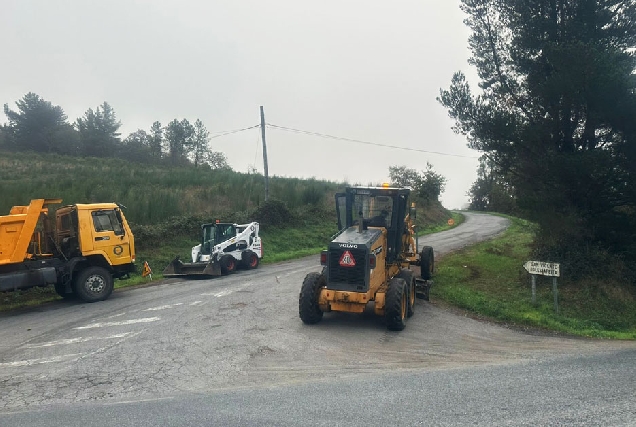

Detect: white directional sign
523,261,560,277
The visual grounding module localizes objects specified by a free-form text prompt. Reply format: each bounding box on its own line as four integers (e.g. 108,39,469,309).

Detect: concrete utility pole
260,106,269,201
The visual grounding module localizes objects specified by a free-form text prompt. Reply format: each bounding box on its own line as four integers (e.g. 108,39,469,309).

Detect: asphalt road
1,212,634,426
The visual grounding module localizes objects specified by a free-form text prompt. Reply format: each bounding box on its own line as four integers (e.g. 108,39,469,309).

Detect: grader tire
385,277,407,331
420,246,434,280
299,272,325,324
397,269,416,318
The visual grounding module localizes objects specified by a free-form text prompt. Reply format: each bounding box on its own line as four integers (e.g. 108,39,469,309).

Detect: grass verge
432,216,636,339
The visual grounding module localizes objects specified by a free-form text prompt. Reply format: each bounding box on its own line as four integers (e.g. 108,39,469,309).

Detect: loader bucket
162,257,222,278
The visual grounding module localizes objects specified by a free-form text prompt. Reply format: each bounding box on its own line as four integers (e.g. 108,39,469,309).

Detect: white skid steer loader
163,222,262,277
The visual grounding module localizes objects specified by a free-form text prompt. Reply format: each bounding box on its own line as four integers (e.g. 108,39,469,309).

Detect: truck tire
72,266,114,303
385,277,407,331
299,272,324,324
220,255,237,275
396,269,415,318
242,251,260,270
420,246,434,280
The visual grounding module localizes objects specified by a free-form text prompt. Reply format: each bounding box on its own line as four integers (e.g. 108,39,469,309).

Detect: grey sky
2,0,478,209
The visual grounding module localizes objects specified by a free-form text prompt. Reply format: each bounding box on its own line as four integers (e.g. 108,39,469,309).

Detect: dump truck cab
55,203,136,276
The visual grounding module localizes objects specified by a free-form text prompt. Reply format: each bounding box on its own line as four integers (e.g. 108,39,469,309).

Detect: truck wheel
242,251,260,270
72,266,114,303
420,246,434,280
220,255,237,275
299,272,324,324
397,269,415,318
385,277,407,331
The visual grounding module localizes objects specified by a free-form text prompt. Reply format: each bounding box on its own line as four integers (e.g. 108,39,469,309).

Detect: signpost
523,261,561,313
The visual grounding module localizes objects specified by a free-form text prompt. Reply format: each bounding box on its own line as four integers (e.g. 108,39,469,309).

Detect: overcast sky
1,0,479,209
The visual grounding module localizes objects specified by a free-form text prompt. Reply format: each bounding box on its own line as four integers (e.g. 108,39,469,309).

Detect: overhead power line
209,124,260,139
266,123,479,159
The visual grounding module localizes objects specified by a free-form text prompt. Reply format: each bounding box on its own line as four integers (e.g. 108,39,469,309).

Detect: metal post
260,106,269,202
552,277,559,314
531,274,537,305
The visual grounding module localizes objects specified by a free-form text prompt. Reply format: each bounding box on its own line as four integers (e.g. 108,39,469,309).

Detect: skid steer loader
163,221,262,277
299,185,434,331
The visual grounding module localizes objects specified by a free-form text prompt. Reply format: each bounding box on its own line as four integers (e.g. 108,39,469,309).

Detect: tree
149,121,163,160
119,129,153,163
468,156,516,213
76,102,122,157
191,119,211,167
3,92,77,154
389,163,446,204
439,0,636,276
164,119,194,165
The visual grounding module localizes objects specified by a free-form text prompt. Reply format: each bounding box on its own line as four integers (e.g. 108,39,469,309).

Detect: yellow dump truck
0,199,136,302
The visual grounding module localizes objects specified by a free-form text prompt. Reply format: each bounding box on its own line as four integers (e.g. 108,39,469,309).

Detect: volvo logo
339,244,358,249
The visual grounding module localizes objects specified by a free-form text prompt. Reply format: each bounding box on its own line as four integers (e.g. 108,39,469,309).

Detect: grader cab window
354,194,394,228
91,210,124,236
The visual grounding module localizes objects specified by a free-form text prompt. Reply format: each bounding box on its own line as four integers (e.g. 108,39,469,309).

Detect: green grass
432,216,636,339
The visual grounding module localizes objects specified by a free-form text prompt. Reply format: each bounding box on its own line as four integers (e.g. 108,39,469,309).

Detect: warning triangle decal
339,250,356,267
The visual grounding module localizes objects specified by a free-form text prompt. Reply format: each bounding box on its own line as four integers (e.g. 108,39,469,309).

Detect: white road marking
190,300,204,306
0,353,83,367
144,303,184,311
24,332,136,348
200,289,234,297
102,396,175,406
73,317,160,330
106,312,127,319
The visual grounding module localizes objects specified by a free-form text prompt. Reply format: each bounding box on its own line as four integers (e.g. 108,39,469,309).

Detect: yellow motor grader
299,185,434,331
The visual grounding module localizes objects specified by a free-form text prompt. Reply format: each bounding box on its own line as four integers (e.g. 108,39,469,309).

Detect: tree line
440,0,636,280
0,92,229,169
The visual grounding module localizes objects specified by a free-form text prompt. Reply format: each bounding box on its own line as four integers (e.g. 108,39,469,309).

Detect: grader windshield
336,190,396,230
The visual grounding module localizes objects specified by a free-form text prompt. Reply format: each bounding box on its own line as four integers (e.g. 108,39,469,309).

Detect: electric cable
265,123,479,159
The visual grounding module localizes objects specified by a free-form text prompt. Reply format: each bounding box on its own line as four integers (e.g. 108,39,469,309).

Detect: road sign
523,261,560,277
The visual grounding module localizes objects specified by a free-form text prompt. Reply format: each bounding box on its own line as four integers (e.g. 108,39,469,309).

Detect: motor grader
299,185,434,331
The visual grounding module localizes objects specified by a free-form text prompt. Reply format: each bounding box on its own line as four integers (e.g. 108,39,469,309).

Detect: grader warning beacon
299,185,434,331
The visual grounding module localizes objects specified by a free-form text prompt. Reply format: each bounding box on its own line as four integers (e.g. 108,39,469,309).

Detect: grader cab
299,185,434,331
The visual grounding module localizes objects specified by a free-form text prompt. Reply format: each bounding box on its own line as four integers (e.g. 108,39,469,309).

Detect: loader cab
335,186,410,263
200,223,237,255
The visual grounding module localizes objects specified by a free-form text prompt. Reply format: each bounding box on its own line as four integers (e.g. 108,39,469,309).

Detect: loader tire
299,272,324,324
420,246,434,280
242,251,260,270
220,255,237,275
396,269,415,318
72,266,114,303
385,277,407,331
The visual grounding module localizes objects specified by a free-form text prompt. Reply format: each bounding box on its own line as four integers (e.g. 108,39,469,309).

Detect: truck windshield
91,210,124,236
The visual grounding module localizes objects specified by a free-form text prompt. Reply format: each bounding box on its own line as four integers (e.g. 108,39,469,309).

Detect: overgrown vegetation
433,216,636,339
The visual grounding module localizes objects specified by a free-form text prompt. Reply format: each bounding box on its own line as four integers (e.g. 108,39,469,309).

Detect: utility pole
260,106,269,201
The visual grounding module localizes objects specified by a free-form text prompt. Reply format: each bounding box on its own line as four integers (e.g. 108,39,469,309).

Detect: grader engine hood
326,227,382,292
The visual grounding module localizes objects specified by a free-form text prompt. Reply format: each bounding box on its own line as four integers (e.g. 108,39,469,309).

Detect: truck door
90,209,131,264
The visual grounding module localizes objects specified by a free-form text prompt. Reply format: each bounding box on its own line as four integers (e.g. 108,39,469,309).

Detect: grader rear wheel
299,272,325,324
385,277,407,331
396,269,415,318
